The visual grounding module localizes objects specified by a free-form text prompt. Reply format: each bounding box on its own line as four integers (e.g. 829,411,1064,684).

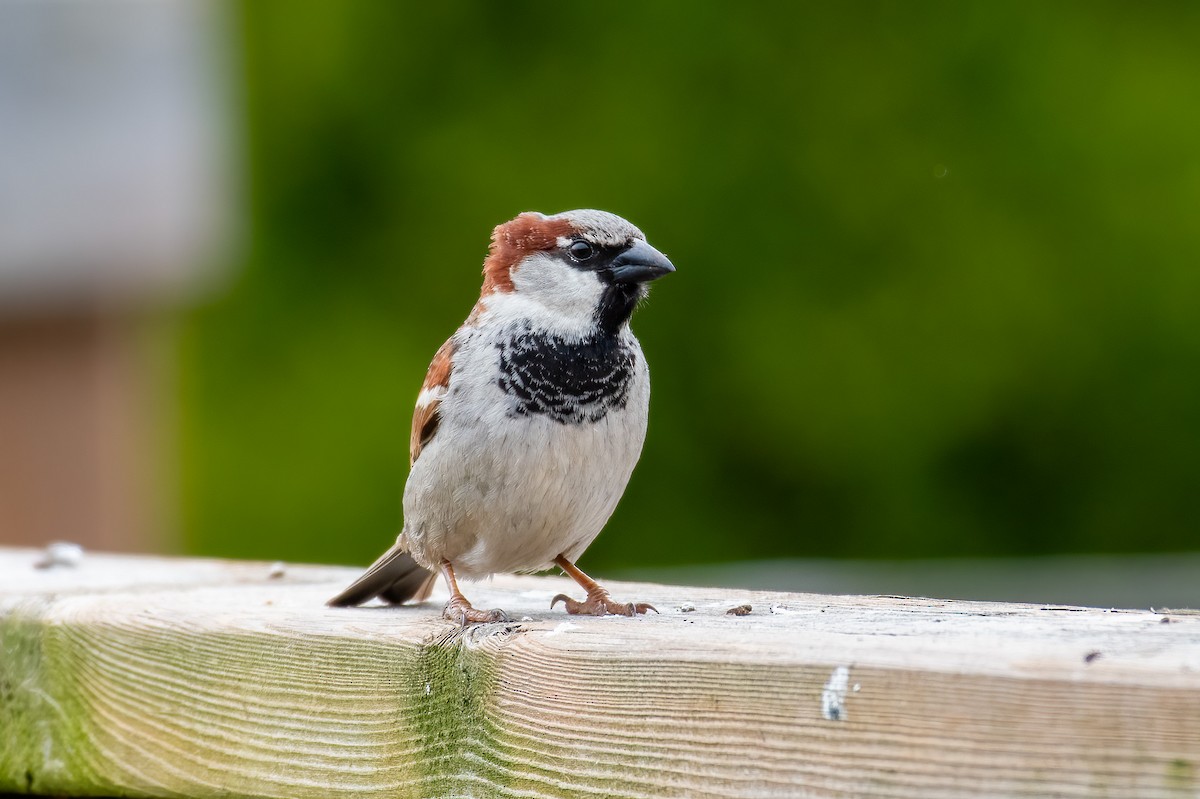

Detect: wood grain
1,547,1198,798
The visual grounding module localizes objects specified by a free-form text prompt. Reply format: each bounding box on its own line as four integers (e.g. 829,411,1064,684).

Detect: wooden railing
2,547,1197,798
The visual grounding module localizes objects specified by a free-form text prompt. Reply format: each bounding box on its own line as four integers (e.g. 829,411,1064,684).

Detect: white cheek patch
512,253,604,323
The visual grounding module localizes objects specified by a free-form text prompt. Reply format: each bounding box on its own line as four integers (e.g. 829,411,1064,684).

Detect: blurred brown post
0,313,162,551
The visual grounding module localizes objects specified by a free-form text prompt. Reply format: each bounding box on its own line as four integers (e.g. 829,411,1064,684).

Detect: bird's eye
568,240,595,261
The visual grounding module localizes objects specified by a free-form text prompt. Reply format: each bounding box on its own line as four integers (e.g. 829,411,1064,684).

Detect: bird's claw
442,599,509,625
551,592,658,617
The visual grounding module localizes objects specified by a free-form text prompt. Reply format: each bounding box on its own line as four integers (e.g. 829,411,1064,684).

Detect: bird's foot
442,596,509,625
551,588,657,617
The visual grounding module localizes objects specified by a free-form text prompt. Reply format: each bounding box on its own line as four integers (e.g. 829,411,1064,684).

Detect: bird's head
481,209,675,335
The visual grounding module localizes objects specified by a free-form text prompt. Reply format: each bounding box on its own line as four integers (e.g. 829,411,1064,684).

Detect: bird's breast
494,320,637,424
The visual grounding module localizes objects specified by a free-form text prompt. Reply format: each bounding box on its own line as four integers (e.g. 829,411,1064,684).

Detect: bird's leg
439,560,509,624
551,555,657,616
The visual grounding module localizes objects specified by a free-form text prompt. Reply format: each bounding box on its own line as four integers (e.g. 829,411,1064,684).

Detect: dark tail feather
327,546,437,608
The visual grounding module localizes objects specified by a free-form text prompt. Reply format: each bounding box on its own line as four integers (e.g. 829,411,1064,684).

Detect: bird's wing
409,336,456,466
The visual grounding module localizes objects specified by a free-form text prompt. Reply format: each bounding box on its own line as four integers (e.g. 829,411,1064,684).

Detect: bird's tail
326,545,437,608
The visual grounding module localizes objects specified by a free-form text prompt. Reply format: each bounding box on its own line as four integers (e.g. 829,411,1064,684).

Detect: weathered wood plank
1,547,1198,798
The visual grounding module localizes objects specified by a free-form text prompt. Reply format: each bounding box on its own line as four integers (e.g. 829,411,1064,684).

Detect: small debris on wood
726,604,752,616
1084,650,1102,664
267,562,287,579
677,603,696,613
34,541,84,570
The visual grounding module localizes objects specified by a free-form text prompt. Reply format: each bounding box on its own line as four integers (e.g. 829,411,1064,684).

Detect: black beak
608,240,676,284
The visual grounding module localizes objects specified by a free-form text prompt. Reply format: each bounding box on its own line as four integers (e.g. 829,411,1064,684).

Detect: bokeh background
3,1,1198,605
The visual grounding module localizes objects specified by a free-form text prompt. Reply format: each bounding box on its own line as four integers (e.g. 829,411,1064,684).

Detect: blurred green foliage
180,2,1200,570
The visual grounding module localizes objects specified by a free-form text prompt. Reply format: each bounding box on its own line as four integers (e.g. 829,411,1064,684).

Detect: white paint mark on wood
822,665,851,721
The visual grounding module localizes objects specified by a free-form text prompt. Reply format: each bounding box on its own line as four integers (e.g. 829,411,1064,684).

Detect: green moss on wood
410,625,515,797
0,603,107,796
1166,758,1195,794
4,599,534,798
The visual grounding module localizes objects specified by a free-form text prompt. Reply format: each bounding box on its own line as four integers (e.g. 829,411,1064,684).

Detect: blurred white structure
0,0,236,311
0,0,238,550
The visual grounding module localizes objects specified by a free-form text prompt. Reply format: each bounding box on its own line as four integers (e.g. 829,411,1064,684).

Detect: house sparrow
328,209,674,623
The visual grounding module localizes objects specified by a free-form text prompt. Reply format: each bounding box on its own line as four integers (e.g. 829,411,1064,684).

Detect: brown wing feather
409,337,456,466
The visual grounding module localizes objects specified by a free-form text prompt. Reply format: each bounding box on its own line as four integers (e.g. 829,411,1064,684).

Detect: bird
327,209,675,623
